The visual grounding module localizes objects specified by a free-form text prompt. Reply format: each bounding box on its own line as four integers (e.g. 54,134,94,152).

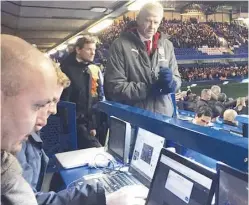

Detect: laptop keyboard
97,172,142,193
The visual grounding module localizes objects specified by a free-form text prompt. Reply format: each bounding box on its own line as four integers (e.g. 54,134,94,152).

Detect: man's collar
200,98,208,102
76,56,84,63
137,29,153,43
30,131,43,143
75,56,91,65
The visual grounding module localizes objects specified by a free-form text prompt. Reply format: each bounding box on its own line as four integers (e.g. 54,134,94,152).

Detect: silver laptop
106,116,132,165
55,116,131,169
83,128,165,194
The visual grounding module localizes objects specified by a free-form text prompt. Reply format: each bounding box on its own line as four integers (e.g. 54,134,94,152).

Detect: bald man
105,2,181,117
223,109,238,127
1,34,57,205
1,35,148,205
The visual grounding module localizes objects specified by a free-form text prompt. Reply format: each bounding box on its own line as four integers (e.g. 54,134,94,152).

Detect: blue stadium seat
40,101,77,172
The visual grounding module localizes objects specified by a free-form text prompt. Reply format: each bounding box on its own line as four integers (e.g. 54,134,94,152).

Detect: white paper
165,170,193,203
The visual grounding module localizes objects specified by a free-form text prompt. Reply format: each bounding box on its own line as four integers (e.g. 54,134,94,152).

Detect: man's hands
151,68,177,95
157,68,177,94
106,185,149,205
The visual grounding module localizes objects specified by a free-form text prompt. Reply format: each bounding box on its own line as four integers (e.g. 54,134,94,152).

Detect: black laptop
146,148,217,205
216,162,248,205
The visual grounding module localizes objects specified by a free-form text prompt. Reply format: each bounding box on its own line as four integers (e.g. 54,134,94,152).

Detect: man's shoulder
60,53,77,69
159,33,174,47
1,151,22,180
112,33,129,44
113,30,138,44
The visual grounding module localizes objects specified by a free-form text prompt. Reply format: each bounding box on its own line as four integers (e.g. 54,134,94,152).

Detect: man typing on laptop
15,62,148,205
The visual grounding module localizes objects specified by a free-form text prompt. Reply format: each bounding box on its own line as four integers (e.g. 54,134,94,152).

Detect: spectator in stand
159,20,220,48
192,106,213,127
212,93,227,118
210,85,221,101
179,64,248,82
208,22,248,48
235,97,248,115
196,89,212,111
223,109,238,127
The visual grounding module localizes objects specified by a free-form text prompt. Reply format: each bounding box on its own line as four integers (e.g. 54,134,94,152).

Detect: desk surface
59,151,217,188
60,166,102,187
236,115,249,124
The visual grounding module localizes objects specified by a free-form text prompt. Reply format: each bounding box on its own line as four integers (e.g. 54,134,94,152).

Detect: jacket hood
61,51,77,66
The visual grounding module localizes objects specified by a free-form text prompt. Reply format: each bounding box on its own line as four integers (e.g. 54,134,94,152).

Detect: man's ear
75,46,80,55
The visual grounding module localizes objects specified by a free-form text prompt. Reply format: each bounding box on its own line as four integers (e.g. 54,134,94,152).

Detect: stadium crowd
160,20,221,48
208,21,248,47
179,63,248,82
176,85,248,127
99,17,248,50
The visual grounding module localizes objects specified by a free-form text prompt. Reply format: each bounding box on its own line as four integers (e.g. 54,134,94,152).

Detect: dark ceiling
2,1,247,52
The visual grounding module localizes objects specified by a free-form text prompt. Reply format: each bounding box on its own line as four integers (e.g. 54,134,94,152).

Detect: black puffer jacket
104,21,181,117
61,52,104,130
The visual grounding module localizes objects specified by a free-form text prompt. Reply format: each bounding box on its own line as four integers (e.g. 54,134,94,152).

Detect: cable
66,152,127,195
92,153,115,169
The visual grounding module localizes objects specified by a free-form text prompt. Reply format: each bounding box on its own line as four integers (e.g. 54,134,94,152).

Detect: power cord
66,153,126,193
91,153,128,175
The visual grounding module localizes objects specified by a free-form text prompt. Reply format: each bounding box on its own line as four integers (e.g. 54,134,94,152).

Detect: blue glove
150,81,162,96
158,68,173,83
158,68,177,94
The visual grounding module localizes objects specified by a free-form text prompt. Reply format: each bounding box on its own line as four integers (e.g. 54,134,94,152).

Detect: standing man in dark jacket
61,36,104,148
196,89,212,111
104,2,181,117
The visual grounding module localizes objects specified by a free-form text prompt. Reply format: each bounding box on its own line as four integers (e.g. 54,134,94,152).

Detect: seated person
16,63,88,204
196,89,212,111
235,97,248,115
211,93,228,119
223,109,238,127
185,107,216,170
192,106,213,126
16,63,148,205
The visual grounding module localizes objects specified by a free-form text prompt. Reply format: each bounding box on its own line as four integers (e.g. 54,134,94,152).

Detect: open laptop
106,116,132,165
83,128,165,194
55,116,131,169
216,162,248,205
146,148,217,205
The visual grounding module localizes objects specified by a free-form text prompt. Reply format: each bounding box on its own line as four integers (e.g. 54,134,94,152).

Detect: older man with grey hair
104,2,181,117
196,89,212,112
210,85,221,101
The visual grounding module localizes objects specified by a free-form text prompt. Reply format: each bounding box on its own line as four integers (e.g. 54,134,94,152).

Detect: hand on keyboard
106,185,148,205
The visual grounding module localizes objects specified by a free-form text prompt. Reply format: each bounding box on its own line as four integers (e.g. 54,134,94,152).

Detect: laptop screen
108,117,131,163
217,166,248,205
146,151,216,205
129,128,165,187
